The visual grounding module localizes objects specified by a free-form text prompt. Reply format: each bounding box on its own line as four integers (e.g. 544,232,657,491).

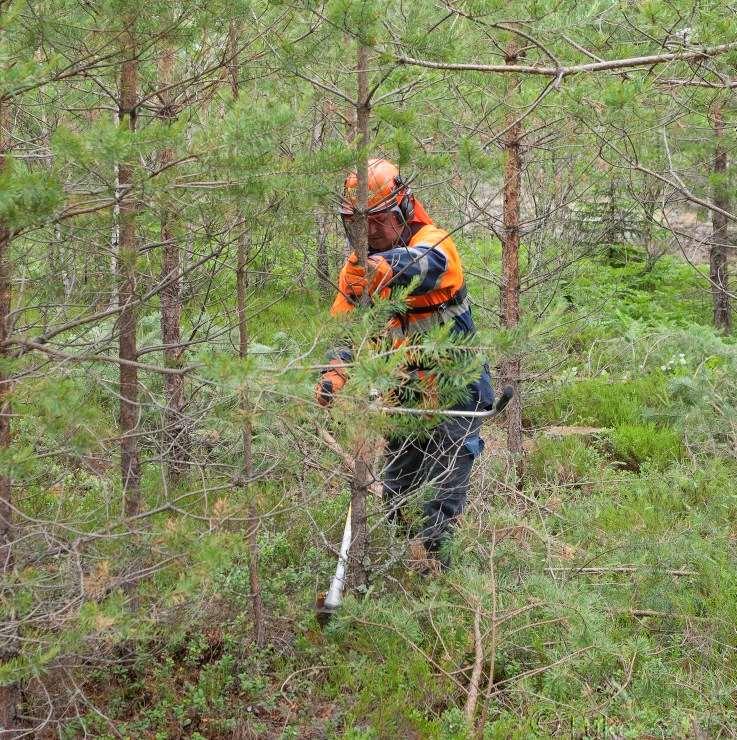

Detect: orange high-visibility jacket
329,223,473,350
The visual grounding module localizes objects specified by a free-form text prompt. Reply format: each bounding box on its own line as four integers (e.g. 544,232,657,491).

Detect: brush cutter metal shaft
379,406,501,418
324,503,352,611
378,384,514,419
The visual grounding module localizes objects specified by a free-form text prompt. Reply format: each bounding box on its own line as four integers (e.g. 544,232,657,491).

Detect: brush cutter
315,385,514,626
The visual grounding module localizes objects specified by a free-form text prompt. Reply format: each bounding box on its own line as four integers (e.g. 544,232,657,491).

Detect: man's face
344,207,404,252
367,208,404,252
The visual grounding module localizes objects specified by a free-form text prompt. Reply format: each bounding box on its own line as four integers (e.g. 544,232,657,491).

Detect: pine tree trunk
710,102,731,332
0,96,20,737
643,182,662,262
311,102,331,296
118,26,141,517
230,22,265,646
110,160,120,310
500,42,524,466
344,35,358,144
158,45,188,484
315,210,331,297
236,228,265,647
349,42,371,591
605,177,618,262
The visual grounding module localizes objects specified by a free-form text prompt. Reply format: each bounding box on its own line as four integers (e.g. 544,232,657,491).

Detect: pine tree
0,93,18,738
228,17,266,646
709,101,731,331
157,41,190,482
117,18,141,517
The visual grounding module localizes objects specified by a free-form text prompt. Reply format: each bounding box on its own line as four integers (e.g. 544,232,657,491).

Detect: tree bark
0,96,20,737
109,160,120,310
710,102,731,331
643,181,663,263
312,101,331,297
344,35,358,144
315,210,331,296
230,22,266,647
158,45,189,484
605,176,618,261
236,227,265,647
349,42,372,591
500,42,524,464
118,25,141,517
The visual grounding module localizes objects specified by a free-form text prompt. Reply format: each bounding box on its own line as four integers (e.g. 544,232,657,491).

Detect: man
316,158,494,571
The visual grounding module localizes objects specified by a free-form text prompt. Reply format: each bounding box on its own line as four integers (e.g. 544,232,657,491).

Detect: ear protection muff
394,175,414,223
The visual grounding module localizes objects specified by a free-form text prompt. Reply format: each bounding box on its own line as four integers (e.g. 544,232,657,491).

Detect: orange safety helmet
339,158,414,221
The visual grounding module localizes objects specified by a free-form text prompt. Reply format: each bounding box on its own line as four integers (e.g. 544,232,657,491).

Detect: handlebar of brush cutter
377,384,514,418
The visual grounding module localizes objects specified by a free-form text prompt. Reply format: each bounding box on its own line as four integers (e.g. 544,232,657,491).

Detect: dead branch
464,603,484,725
395,40,737,78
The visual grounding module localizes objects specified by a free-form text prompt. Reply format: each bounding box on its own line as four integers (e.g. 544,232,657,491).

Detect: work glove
316,361,348,407
340,252,392,301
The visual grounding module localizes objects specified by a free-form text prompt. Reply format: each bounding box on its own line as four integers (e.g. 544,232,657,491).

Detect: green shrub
527,436,605,485
532,374,668,428
572,256,711,327
607,423,682,470
603,242,647,267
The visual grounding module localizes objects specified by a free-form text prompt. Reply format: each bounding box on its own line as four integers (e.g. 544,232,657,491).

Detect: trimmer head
316,504,352,629
315,592,339,627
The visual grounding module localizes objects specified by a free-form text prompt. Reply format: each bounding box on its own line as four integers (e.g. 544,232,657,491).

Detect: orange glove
340,252,392,300
316,360,348,407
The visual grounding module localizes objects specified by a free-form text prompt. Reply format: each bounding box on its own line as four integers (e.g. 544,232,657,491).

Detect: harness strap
399,283,468,316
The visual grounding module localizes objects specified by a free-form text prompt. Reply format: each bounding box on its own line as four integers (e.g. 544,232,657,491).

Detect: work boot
407,538,442,576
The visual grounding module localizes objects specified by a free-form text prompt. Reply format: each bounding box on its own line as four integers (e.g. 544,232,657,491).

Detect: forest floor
663,208,724,264
31,243,737,739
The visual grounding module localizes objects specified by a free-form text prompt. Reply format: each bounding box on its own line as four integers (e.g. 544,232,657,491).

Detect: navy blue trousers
381,370,494,556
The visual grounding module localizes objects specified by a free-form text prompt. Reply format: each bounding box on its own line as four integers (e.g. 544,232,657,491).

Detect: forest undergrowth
10,247,737,739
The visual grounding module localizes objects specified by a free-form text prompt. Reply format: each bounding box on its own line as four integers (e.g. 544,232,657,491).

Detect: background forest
2,0,737,737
